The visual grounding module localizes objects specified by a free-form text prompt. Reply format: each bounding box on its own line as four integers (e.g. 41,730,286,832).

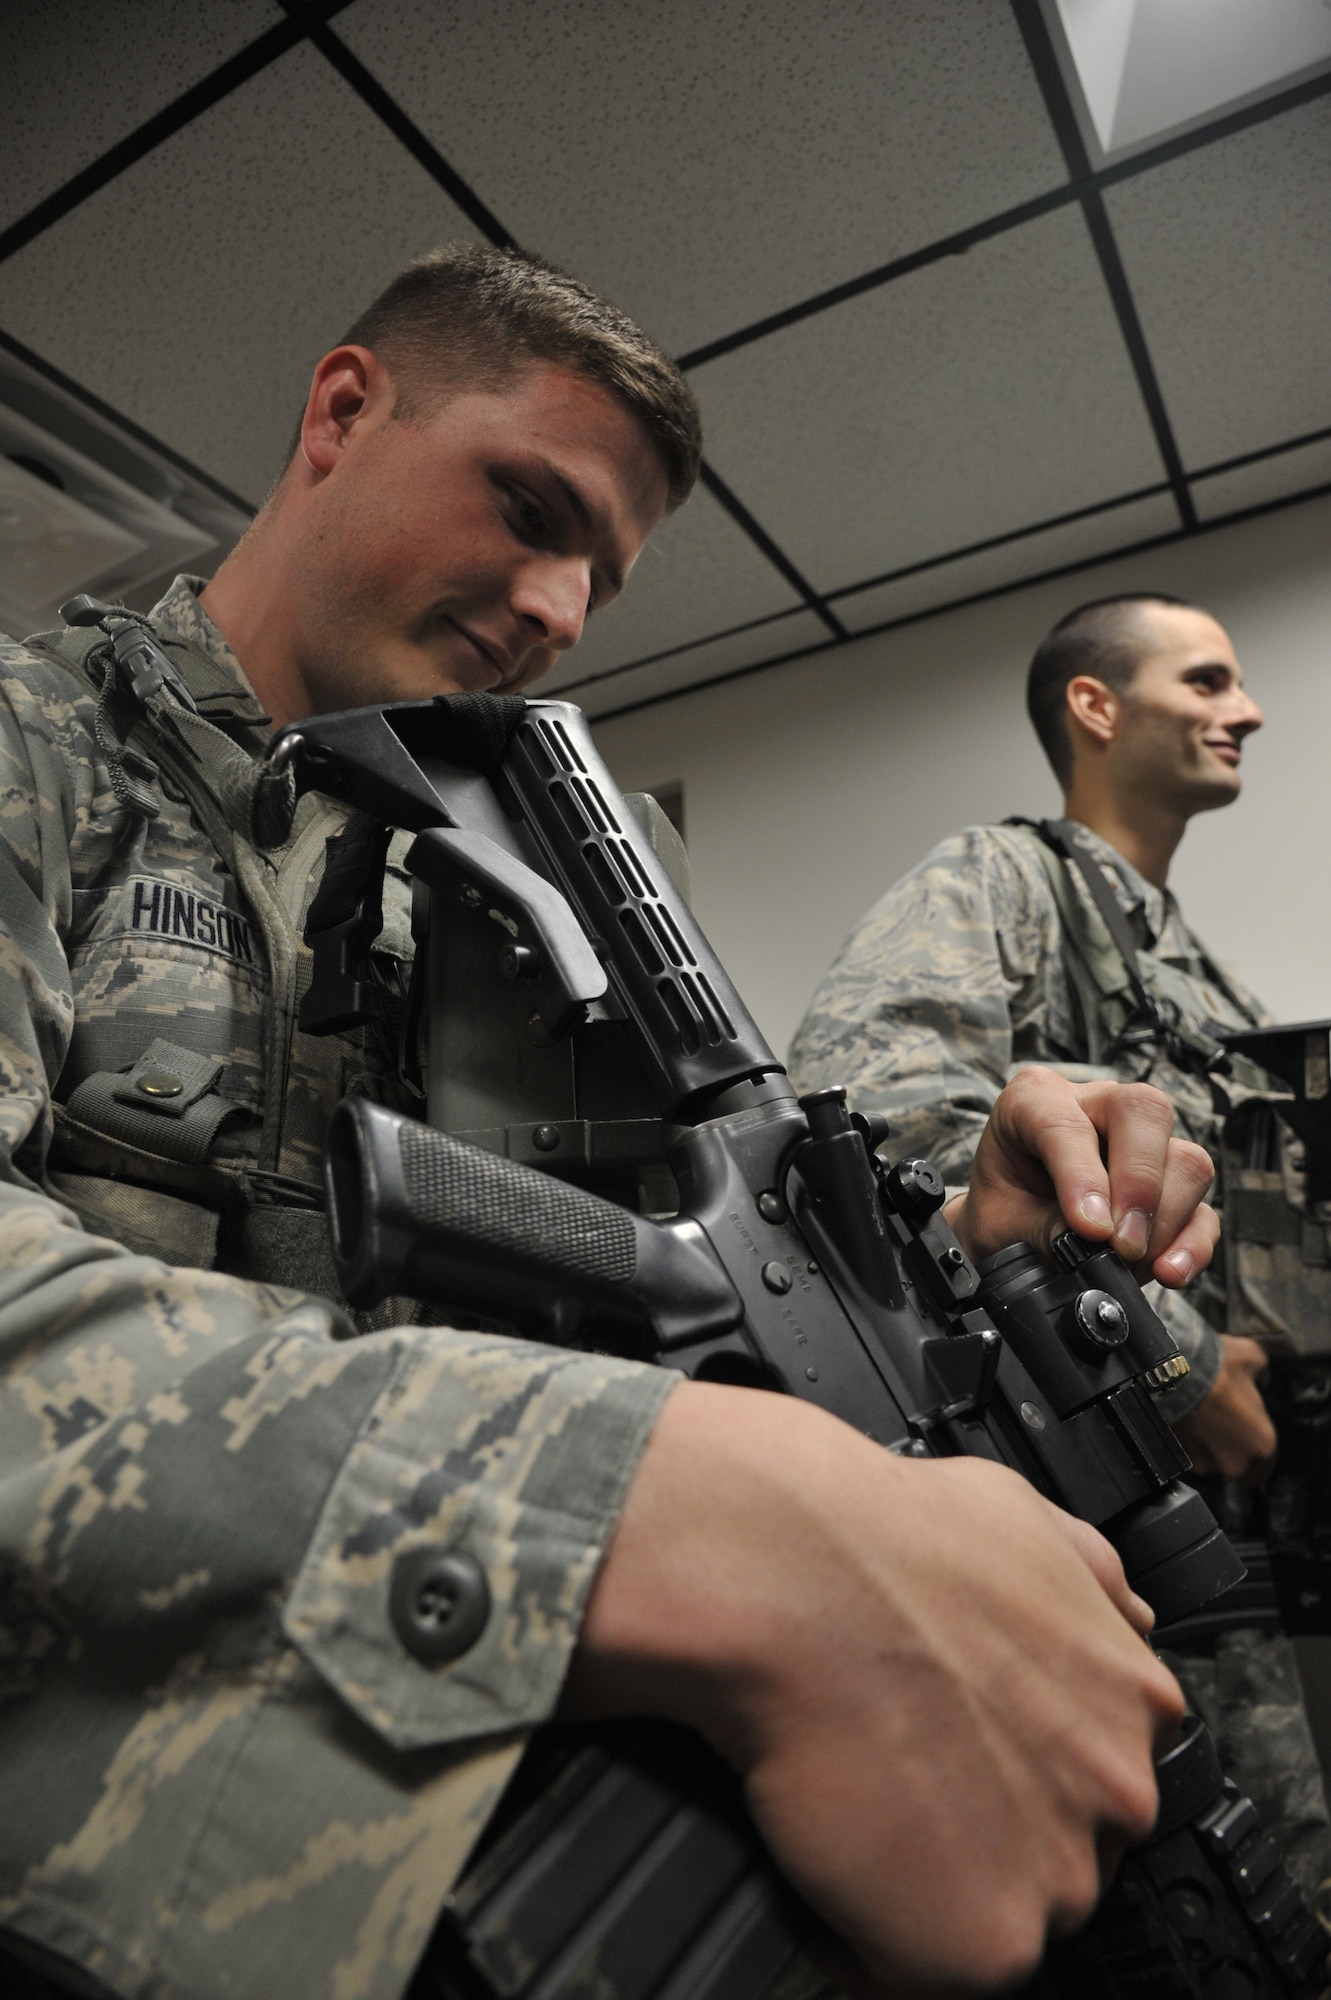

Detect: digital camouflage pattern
1158,1627,1331,1904
789,819,1331,1899
0,582,676,1998
16,579,423,1213
788,821,1280,1418
786,819,1267,1172
790,820,1331,1367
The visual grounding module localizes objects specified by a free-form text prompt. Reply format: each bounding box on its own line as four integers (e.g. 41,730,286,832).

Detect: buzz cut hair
1026,592,1199,786
318,243,702,512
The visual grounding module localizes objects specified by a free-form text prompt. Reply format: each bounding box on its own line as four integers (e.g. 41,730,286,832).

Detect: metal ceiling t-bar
1007,0,1196,531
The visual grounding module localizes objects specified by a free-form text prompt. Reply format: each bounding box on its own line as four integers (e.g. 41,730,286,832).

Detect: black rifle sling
1010,817,1236,1081
431,689,528,774
1034,818,1172,1033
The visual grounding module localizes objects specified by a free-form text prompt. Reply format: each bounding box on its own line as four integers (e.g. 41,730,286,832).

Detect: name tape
130,880,257,966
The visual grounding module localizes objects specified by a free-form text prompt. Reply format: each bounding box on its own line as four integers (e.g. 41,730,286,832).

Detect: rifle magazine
414,1723,804,2000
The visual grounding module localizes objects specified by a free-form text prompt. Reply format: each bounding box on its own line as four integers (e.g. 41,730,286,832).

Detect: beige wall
592,489,1331,1061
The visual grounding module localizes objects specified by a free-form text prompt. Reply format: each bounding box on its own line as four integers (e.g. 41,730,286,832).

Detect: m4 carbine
275,694,1326,2000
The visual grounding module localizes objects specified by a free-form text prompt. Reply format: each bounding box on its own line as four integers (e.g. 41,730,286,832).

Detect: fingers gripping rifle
278,696,1326,2000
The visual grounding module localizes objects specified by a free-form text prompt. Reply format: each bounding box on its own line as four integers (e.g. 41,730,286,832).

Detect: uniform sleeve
788,826,1064,1183
0,647,676,2000
1143,1281,1223,1421
0,643,81,1186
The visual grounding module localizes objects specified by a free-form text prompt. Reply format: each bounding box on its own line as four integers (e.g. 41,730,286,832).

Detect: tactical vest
18,609,416,1323
1009,820,1331,1358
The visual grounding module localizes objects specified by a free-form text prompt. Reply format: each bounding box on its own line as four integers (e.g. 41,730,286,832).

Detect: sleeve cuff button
390,1547,491,1664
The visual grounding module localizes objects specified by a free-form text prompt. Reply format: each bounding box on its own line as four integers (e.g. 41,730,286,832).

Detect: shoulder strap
1029,818,1167,1027
24,613,296,857
1002,818,1125,1064
1005,817,1229,1080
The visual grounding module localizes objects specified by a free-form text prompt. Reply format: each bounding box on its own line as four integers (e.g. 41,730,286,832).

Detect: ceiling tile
0,40,481,504
834,490,1182,632
1191,434,1331,523
0,0,280,235
1105,98,1331,467
537,484,801,696
336,0,1067,355
579,610,827,720
693,204,1167,595
554,605,802,704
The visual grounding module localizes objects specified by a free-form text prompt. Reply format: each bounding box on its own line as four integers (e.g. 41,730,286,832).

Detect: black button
390,1548,490,1664
761,1260,792,1294
756,1191,786,1224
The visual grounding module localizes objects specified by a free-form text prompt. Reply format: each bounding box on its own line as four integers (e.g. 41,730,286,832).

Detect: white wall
593,490,1331,1060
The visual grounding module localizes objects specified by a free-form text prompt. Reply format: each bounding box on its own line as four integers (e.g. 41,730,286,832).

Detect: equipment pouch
48,1171,221,1268
1224,1165,1331,1355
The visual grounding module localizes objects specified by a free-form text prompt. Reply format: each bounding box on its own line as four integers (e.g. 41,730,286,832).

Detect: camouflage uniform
789,818,1331,1900
0,580,676,1999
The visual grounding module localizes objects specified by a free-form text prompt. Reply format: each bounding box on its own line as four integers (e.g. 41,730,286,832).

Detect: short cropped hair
1026,593,1198,785
323,244,702,511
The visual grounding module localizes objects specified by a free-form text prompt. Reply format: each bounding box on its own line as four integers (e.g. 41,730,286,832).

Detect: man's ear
1066,674,1122,751
299,345,393,478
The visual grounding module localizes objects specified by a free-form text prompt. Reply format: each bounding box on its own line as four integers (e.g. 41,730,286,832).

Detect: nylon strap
1042,818,1251,1022
1006,816,1243,1080
65,1039,249,1167
24,619,297,857
1031,818,1170,1031
431,690,527,775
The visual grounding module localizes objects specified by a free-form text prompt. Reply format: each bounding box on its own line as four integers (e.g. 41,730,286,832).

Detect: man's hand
565,1384,1183,1995
1175,1334,1277,1483
946,1067,1219,1289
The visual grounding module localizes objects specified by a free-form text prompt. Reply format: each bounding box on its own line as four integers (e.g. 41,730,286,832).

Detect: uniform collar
148,575,269,724
1067,820,1174,948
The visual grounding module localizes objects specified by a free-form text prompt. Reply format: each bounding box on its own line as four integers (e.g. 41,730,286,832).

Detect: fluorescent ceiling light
0,404,215,640
1046,0,1331,161
0,457,148,639
0,341,250,644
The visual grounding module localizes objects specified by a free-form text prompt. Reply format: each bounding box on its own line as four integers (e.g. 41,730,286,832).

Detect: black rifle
275,694,1326,2000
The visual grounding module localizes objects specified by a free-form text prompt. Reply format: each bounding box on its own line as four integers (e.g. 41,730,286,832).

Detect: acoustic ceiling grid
0,0,1327,718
